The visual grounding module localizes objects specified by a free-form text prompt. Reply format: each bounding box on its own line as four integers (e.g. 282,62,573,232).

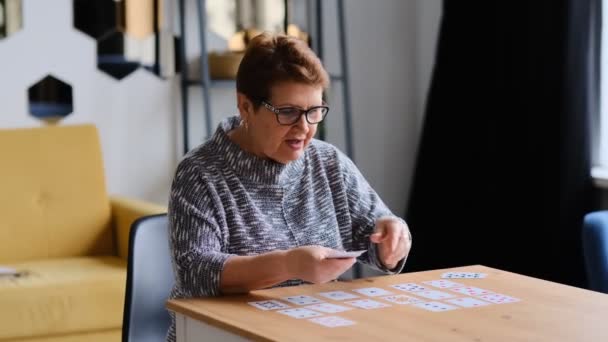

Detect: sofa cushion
7,329,120,342
0,257,126,340
0,125,113,263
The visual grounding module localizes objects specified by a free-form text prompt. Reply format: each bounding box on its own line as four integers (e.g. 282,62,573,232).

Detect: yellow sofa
0,125,166,341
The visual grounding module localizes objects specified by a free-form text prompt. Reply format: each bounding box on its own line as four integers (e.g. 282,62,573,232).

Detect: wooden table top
167,265,608,342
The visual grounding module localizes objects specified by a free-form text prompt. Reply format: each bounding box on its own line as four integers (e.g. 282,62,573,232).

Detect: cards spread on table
318,290,360,301
414,301,459,312
277,308,323,319
282,295,324,305
478,293,520,304
381,294,425,305
248,272,523,326
305,302,353,313
414,290,456,300
446,297,491,308
352,287,393,297
326,249,367,259
423,279,465,289
442,271,487,279
390,283,428,292
309,315,356,327
449,286,494,296
248,300,290,310
346,299,391,309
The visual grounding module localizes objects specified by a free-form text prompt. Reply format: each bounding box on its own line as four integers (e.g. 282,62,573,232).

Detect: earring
242,119,249,132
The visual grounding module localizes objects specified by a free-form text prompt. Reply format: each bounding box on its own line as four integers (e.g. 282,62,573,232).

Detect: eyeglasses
261,100,329,125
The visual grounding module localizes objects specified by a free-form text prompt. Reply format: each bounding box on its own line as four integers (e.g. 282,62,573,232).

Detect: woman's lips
286,139,304,150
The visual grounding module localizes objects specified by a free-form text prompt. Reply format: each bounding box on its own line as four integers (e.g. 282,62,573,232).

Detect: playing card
309,315,356,328
277,308,324,319
318,290,360,301
449,286,494,296
352,287,393,297
441,272,487,279
346,299,391,309
390,283,428,292
326,249,367,259
0,266,18,276
446,297,492,308
381,294,425,305
478,293,521,304
423,279,465,289
414,290,456,300
282,295,324,305
248,300,290,311
414,301,459,312
305,302,353,313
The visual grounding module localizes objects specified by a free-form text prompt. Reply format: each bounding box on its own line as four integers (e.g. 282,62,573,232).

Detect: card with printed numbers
346,299,391,309
449,286,494,296
282,295,324,305
305,302,353,313
277,308,324,319
390,283,428,292
478,293,521,304
446,297,492,308
414,301,459,312
423,279,465,289
247,300,291,311
414,290,456,300
317,290,360,301
441,272,487,279
381,294,425,305
352,287,393,297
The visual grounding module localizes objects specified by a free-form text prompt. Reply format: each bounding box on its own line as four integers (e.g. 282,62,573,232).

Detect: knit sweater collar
211,116,306,186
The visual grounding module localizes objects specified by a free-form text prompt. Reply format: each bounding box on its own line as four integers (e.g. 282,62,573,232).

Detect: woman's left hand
369,217,412,270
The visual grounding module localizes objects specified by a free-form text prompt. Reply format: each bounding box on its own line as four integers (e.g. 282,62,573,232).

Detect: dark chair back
122,214,174,342
582,211,608,294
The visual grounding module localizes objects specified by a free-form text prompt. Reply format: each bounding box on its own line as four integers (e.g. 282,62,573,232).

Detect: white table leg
175,312,251,342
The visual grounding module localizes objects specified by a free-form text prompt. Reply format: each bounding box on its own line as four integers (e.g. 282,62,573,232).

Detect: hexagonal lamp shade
73,0,175,80
97,30,141,80
0,0,23,40
28,75,73,124
73,0,121,40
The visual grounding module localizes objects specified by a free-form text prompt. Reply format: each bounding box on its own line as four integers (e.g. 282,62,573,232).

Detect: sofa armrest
110,196,167,259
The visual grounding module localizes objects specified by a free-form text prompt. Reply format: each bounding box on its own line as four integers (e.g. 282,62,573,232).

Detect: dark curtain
405,0,600,287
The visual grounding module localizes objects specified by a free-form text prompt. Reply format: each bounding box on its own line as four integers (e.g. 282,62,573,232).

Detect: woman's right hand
285,246,356,283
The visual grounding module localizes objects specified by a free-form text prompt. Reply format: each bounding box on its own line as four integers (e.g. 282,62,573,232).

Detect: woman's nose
294,113,310,131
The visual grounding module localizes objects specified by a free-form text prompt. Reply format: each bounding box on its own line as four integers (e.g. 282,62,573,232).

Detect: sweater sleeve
168,163,235,297
337,150,407,274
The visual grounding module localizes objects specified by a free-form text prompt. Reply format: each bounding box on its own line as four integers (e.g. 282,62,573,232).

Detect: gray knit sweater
166,116,406,341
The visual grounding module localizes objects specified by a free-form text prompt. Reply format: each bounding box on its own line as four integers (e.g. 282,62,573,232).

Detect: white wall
0,0,441,212
0,0,180,204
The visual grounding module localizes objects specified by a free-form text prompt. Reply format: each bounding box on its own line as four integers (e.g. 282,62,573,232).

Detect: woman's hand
285,246,356,283
369,217,412,270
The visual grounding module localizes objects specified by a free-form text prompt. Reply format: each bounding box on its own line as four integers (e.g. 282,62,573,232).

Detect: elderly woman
166,32,411,341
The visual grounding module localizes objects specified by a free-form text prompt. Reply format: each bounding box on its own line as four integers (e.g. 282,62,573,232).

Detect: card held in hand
326,249,367,259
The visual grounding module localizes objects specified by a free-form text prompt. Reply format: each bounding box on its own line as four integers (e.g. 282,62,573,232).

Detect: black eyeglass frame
260,100,330,125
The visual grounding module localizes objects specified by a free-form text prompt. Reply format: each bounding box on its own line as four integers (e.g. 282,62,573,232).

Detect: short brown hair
236,32,330,107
